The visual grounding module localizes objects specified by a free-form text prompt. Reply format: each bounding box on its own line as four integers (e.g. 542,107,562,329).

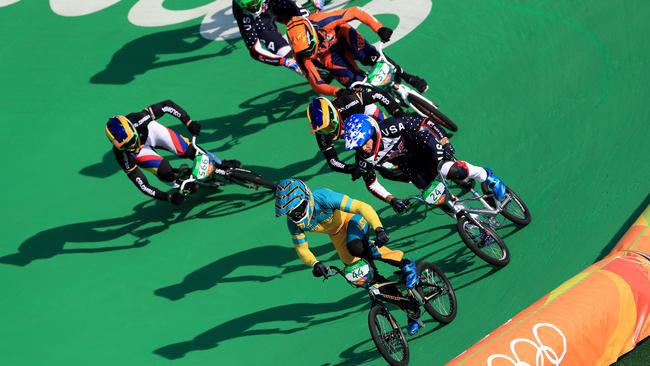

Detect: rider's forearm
364,90,401,115
309,77,340,96
346,199,383,231
127,169,170,201
367,177,392,202
294,243,318,267
146,99,191,125
302,59,339,96
322,147,352,173
344,7,382,32
249,40,284,65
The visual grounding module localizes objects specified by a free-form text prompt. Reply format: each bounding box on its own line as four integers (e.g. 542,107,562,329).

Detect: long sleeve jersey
111,100,193,201
286,188,383,266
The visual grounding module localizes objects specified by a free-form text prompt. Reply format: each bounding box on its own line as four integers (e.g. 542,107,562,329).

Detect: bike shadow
90,24,237,85
154,241,336,301
153,291,367,360
0,189,272,267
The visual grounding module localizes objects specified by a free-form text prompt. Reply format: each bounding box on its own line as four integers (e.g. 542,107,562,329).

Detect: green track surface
1,1,649,365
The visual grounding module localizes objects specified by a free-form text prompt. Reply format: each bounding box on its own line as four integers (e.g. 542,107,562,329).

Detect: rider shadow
153,291,367,360
0,190,271,267
154,241,335,301
198,82,313,153
90,24,238,85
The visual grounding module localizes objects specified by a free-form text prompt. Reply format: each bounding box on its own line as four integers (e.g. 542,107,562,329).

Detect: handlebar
190,135,206,156
323,265,344,280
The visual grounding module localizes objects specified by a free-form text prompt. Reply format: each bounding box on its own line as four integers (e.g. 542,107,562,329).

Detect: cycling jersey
111,100,196,201
296,7,384,96
286,188,402,266
233,0,305,65
354,114,449,200
316,90,401,173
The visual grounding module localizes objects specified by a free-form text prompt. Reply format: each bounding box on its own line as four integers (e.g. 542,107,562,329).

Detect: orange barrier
448,205,650,366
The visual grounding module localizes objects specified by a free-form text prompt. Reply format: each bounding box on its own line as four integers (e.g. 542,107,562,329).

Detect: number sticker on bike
423,179,446,205
193,155,212,180
344,260,373,286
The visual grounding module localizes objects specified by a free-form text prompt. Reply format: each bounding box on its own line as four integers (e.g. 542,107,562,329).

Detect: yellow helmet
105,115,140,152
307,97,342,137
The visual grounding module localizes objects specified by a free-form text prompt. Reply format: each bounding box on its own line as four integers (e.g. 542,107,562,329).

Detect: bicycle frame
407,163,514,228
325,265,438,310
177,136,229,194
349,42,437,117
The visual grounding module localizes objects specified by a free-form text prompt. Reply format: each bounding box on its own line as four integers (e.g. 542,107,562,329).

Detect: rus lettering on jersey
1,0,432,43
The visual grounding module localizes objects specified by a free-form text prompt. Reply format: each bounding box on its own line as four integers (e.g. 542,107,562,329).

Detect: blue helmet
344,114,380,151
274,178,314,229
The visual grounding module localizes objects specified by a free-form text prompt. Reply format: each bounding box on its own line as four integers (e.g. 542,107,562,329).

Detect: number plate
368,62,394,88
423,179,447,205
192,154,212,180
344,259,374,286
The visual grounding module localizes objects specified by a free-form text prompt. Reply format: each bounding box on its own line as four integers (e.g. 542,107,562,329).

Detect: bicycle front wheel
406,93,458,132
480,183,531,226
228,169,276,190
416,262,457,324
457,215,510,267
368,304,409,366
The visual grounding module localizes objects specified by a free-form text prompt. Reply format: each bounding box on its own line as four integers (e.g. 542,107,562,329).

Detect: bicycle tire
481,184,532,226
406,93,458,132
228,169,276,191
416,262,457,324
368,304,410,366
457,215,510,267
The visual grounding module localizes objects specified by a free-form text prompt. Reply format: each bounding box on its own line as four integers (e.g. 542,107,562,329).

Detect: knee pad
347,239,367,258
157,160,175,182
446,161,469,181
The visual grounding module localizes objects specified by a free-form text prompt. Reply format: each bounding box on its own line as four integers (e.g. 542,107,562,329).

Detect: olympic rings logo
487,323,567,366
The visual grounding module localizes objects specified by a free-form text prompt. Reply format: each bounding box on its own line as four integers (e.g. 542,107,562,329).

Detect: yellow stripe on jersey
294,243,317,266
339,197,383,230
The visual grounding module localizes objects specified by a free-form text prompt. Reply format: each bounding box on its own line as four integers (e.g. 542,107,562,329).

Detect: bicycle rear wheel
416,262,457,324
457,215,510,267
406,93,458,132
228,169,276,190
368,304,409,366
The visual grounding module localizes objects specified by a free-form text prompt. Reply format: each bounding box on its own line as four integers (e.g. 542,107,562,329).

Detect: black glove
168,191,184,205
312,261,328,278
377,27,393,43
390,197,408,213
442,143,456,161
220,159,243,170
187,120,201,136
375,227,390,247
349,165,362,181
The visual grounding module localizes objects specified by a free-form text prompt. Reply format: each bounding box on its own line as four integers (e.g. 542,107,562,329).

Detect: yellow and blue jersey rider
274,178,423,334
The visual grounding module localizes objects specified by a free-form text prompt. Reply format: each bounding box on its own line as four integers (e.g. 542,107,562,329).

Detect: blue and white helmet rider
343,114,381,157
274,178,314,229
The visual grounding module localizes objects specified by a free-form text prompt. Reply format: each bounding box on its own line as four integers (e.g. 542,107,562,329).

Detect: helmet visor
287,199,309,223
